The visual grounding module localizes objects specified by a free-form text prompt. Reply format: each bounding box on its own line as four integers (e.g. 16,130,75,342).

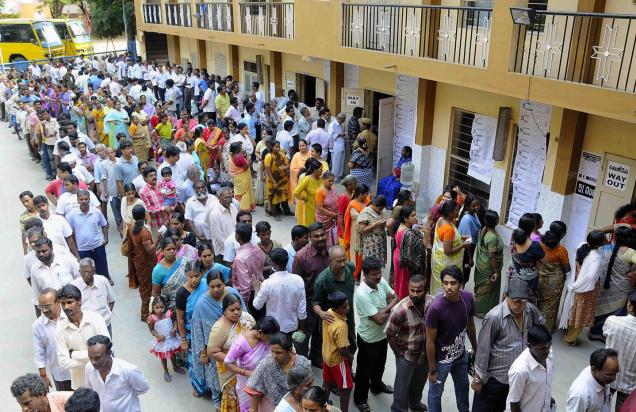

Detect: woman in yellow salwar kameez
343,184,371,281
228,142,254,212
91,101,108,146
289,139,311,206
293,158,323,226
264,140,293,218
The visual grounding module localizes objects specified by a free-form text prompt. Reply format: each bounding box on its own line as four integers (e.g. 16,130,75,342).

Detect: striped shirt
384,295,434,363
603,314,636,393
474,300,544,384
138,183,164,229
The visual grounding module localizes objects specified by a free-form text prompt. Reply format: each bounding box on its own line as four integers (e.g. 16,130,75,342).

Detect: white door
315,78,326,101
376,97,396,193
285,71,296,94
588,153,636,230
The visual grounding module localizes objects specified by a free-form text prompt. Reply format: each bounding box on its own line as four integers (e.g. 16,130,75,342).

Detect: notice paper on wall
467,114,498,184
393,75,418,166
507,100,552,227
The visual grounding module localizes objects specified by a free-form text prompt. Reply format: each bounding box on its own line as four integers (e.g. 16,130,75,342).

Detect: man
292,222,330,366
39,111,59,180
112,141,139,229
31,237,80,300
385,275,433,412
356,118,378,154
276,120,295,158
65,387,101,412
353,256,398,411
603,290,636,410
214,86,230,123
232,223,265,312
71,258,115,336
297,106,312,143
10,373,72,412
347,107,363,153
77,141,97,174
425,265,478,412
33,195,79,258
159,145,186,187
55,284,110,389
306,119,330,160
208,187,238,259
506,325,554,412
184,180,218,242
131,160,148,193
252,248,306,334
85,335,149,412
329,112,347,179
66,190,110,282
225,97,241,122
472,278,545,412
177,164,201,207
32,288,72,392
222,211,259,265
44,162,89,206
243,102,257,139
567,348,619,412
284,225,309,273
55,175,100,219
138,166,167,238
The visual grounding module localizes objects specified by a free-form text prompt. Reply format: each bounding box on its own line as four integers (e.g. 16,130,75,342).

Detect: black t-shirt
175,287,191,312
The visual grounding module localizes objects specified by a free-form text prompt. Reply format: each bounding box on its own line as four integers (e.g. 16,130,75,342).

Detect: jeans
428,352,470,412
471,377,508,412
391,355,428,412
109,196,123,229
41,144,55,178
353,336,388,405
79,244,110,280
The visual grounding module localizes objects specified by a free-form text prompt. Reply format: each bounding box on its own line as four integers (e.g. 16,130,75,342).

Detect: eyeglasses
37,304,55,311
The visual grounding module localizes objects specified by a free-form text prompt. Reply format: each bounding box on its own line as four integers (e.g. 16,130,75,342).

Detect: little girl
147,296,185,382
159,167,177,223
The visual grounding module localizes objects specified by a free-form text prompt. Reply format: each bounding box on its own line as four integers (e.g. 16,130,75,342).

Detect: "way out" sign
604,160,630,192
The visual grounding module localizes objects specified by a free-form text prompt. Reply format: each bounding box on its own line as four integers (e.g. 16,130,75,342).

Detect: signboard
604,160,630,191
346,94,361,107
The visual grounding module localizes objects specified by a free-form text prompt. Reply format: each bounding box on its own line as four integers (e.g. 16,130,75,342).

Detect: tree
87,0,136,41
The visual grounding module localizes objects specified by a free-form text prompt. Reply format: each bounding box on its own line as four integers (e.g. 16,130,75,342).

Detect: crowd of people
6,52,636,412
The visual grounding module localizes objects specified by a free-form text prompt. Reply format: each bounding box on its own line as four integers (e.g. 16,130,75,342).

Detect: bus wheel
9,55,26,62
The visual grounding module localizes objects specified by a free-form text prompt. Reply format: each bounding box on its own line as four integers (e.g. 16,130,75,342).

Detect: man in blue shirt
243,102,257,140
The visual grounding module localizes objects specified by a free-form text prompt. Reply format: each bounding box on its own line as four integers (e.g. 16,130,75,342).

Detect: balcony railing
511,10,636,92
196,2,233,32
142,3,162,24
239,2,294,39
165,3,192,27
342,4,493,67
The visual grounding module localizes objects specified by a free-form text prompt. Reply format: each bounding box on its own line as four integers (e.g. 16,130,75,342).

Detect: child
147,296,185,382
159,166,177,223
322,290,354,412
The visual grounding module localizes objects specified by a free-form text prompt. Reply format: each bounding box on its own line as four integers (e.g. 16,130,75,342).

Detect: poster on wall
604,160,631,192
467,114,498,184
506,100,552,227
393,75,418,166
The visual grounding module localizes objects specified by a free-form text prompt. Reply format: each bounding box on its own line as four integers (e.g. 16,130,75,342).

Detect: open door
588,153,636,230
376,97,396,194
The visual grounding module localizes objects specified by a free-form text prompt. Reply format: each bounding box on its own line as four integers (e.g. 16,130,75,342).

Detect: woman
151,236,189,309
128,204,157,321
190,271,245,400
104,100,130,148
343,184,370,281
225,317,281,412
293,158,323,226
69,97,87,135
458,193,481,284
393,206,426,299
562,231,605,345
315,171,339,247
589,226,636,340
231,122,256,158
153,113,174,153
310,143,329,174
377,146,412,208
274,366,313,412
253,137,270,207
198,241,231,284
289,139,311,206
358,195,389,266
337,175,357,241
301,386,342,412
91,101,108,146
165,212,197,248
245,332,312,411
208,294,257,412
120,183,149,235
175,260,207,353
228,142,255,212
531,213,544,242
507,227,546,304
196,119,224,171
264,140,293,217
431,200,470,296
348,137,374,189
537,229,571,332
159,227,199,262
388,190,414,286
473,210,504,318
18,190,38,254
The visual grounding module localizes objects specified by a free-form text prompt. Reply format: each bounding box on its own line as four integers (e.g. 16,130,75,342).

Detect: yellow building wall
359,67,395,96
166,36,177,65
582,116,636,160
207,41,230,76
282,54,324,80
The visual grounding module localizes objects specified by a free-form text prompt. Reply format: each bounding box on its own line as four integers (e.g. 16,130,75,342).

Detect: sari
190,287,245,400
154,257,188,309
293,174,321,226
197,127,224,170
253,141,267,206
183,276,209,340
225,334,272,412
70,105,87,134
473,230,504,317
315,186,339,247
358,206,388,266
337,192,352,240
536,244,569,332
288,151,310,205
104,108,130,148
343,198,369,280
91,108,108,146
394,227,426,299
431,220,463,296
264,151,290,207
209,312,256,412
349,149,374,188
229,153,254,211
245,355,312,409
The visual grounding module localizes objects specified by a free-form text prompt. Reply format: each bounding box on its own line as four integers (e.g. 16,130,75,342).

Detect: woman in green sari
473,210,504,317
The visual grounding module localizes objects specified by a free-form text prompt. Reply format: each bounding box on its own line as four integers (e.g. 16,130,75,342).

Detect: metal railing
196,2,233,32
165,3,193,27
142,3,162,24
239,2,294,39
342,4,493,67
0,49,128,72
511,10,636,92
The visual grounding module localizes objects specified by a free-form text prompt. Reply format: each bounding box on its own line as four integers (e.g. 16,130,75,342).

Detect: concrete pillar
269,51,283,97
229,45,240,80
551,109,587,196
328,62,344,114
198,40,207,71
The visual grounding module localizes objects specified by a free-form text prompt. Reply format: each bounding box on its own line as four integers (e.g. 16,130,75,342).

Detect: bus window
32,21,62,49
54,22,69,40
68,20,90,43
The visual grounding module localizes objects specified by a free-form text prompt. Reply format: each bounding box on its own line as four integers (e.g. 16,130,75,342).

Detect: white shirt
158,160,185,187
31,253,80,299
566,366,612,412
225,105,241,122
229,133,254,157
252,271,307,333
603,314,636,393
55,191,101,218
71,275,116,326
132,174,146,193
328,121,344,152
208,202,238,256
222,231,259,262
506,348,553,412
202,88,216,113
276,130,294,157
184,195,218,240
32,312,72,382
85,357,149,412
306,128,330,159
109,81,121,97
41,214,73,254
129,84,142,101
284,243,297,273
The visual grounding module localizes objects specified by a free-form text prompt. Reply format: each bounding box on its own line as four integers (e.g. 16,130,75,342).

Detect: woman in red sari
315,171,339,247
196,119,225,171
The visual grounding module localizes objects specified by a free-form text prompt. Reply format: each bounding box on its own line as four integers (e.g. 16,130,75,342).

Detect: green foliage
87,0,136,40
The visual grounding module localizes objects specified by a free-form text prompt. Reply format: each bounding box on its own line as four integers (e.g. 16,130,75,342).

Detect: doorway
296,74,316,106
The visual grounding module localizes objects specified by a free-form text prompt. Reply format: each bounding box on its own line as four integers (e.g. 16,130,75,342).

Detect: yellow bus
50,19,93,57
0,19,65,63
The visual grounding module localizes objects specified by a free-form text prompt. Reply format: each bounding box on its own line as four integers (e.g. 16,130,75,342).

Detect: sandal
356,402,371,412
174,367,186,374
163,371,172,382
192,390,201,398
563,339,578,347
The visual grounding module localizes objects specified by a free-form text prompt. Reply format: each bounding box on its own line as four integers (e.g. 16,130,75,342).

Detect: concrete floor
0,120,604,411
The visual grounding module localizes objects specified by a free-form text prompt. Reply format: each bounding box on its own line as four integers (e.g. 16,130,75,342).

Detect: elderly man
66,191,111,282
329,112,347,179
176,164,200,206
567,348,619,412
71,258,116,336
208,186,238,261
31,237,80,301
55,284,110,389
184,180,218,242
32,288,72,391
33,195,79,258
11,373,72,412
85,335,149,412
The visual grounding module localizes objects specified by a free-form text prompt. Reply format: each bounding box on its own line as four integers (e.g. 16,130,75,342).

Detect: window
447,108,491,205
463,1,493,28
0,24,35,43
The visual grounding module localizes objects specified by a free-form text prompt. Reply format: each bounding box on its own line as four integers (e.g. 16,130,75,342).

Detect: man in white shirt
208,187,238,261
225,96,241,122
33,195,79,258
329,113,347,179
108,79,122,98
55,175,100,219
284,225,310,273
71,258,116,336
31,238,80,299
306,119,330,160
184,180,218,242
85,335,149,412
158,145,186,187
201,80,217,119
506,325,554,412
252,248,307,334
566,348,619,412
276,120,295,159
56,284,110,390
223,211,259,265
32,288,72,391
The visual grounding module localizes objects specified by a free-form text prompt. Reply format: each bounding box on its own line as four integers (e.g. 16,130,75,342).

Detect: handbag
120,227,131,257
